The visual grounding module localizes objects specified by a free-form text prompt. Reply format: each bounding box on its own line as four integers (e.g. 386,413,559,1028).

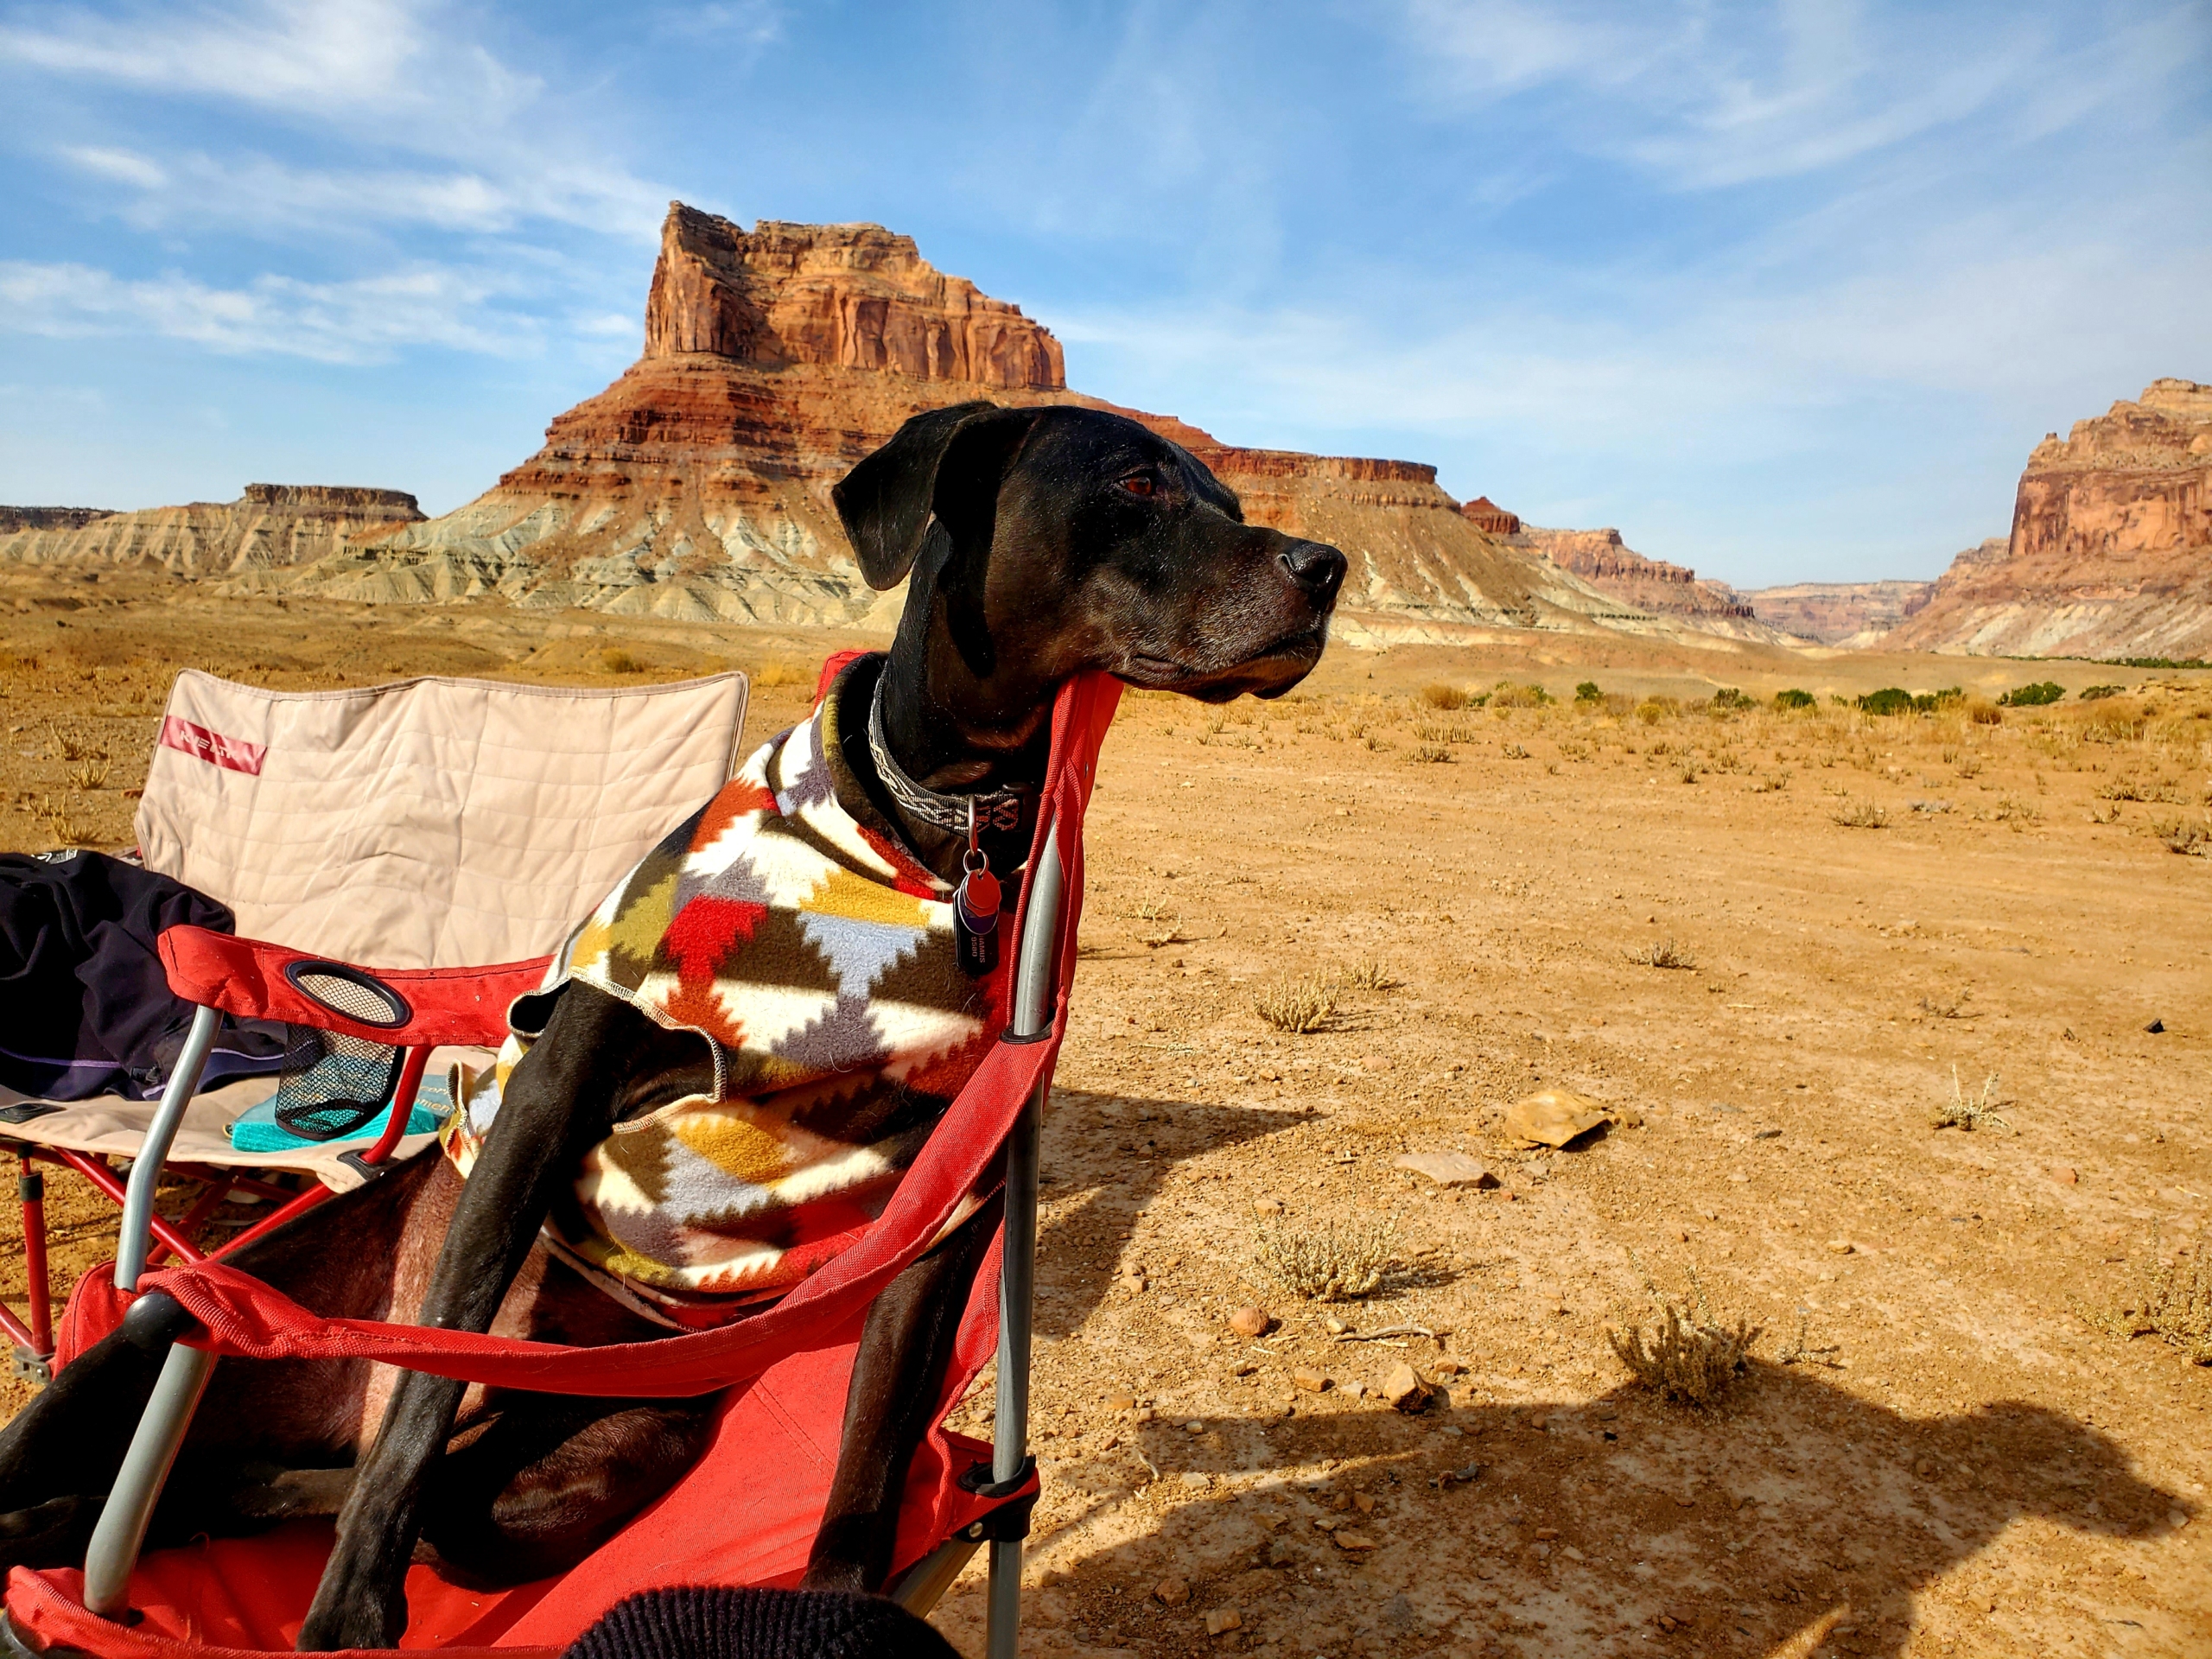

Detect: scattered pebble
1204,1607,1243,1635
1504,1088,1611,1148
1292,1369,1332,1392
2050,1166,2078,1185
1827,1239,1854,1255
1392,1149,1500,1188
1381,1362,1431,1413
1228,1304,1274,1338
1153,1577,1189,1606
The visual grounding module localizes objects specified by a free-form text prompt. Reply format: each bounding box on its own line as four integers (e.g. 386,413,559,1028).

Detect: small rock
1107,1394,1137,1413
1180,1471,1210,1489
1292,1369,1332,1393
1915,1458,1938,1478
1228,1305,1274,1338
1120,1270,1148,1293
1431,1358,1465,1377
2050,1166,2077,1185
1360,1054,1391,1071
1392,1150,1499,1189
1381,1363,1431,1413
1332,1529,1380,1552
1325,1317,1349,1334
2145,1017,2164,1034
1436,1463,1483,1489
1353,1492,1376,1515
1185,1419,1205,1433
1154,1576,1190,1605
1204,1607,1243,1636
1253,1198,1284,1215
1827,1239,1854,1255
1753,1128,1782,1140
1344,1380,1369,1401
1131,1407,1155,1422
1533,1527,1560,1541
1503,1088,1611,1148
1656,1613,1678,1631
1230,1361,1257,1377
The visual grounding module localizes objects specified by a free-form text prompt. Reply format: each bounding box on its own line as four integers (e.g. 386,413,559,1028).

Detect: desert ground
3,564,2209,1658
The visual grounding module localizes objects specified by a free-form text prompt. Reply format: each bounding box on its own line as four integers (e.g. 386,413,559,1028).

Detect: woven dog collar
865,679,1033,836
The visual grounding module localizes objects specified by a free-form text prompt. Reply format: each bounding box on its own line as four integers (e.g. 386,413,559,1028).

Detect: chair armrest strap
156,925,551,1049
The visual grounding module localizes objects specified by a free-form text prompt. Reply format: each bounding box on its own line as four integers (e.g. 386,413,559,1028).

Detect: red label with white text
159,716,266,775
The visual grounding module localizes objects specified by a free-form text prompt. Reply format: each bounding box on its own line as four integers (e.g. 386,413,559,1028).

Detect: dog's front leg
297,987,649,1651
801,1202,996,1594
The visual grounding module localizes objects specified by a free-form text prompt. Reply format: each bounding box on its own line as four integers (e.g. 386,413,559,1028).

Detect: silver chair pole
84,1002,222,1619
988,827,1063,1659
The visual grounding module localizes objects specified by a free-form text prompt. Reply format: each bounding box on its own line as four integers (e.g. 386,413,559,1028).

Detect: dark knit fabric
561,1586,962,1659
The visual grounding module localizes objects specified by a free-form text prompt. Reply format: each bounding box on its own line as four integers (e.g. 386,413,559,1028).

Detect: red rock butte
1885,378,2212,659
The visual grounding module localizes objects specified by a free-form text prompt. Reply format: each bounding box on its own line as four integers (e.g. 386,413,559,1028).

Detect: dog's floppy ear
834,402,1041,590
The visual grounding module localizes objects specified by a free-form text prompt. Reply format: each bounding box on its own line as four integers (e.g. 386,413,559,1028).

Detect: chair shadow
980,1362,2191,1658
1033,1087,1298,1341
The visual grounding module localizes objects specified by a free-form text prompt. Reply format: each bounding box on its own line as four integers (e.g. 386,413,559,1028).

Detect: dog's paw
296,1572,407,1653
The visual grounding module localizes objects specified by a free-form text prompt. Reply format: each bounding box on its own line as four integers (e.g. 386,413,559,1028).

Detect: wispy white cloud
8,1,668,239
0,259,545,363
1402,0,2209,190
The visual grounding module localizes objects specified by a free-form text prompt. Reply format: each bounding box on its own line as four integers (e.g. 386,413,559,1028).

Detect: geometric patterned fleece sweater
442,656,1003,1325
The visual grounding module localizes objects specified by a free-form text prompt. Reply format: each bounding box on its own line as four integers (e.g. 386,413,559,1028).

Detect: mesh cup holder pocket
271,960,412,1143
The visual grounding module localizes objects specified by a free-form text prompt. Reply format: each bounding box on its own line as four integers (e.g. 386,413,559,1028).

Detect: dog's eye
1118,473,1158,499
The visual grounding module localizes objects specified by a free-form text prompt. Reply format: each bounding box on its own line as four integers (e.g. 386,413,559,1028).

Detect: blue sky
3,1,2208,588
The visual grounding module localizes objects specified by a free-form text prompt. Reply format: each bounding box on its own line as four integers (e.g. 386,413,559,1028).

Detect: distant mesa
0,486,422,578
1459,495,1521,536
0,506,117,535
1882,378,2212,660
1737,579,1937,648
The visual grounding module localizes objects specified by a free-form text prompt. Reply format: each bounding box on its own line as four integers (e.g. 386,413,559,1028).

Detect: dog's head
834,403,1345,712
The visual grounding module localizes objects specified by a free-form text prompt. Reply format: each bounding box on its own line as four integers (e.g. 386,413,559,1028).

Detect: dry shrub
1420,683,1470,710
1338,957,1398,992
1931,1066,2011,1133
2094,1231,2212,1364
1254,975,1334,1033
1255,1218,1394,1301
1830,797,1886,829
1409,743,1455,764
601,648,644,674
1630,937,1697,970
2152,815,2212,856
748,659,806,690
1967,698,2003,725
1491,682,1550,709
1988,796,2040,823
1606,1259,1760,1407
1634,697,1675,725
69,760,111,791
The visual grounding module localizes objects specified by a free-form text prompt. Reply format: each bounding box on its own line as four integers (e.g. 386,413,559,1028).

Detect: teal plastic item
228,1075,452,1154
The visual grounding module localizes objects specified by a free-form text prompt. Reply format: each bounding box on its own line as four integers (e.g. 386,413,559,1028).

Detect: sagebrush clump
2094,1231,2212,1364
1606,1258,1761,1407
1254,976,1334,1033
1255,1218,1395,1301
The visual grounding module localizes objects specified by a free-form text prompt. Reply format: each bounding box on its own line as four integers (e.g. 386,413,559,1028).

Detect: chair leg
20,1156,50,1358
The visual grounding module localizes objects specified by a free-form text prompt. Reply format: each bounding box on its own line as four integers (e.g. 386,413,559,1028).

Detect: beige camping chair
1,668,749,1376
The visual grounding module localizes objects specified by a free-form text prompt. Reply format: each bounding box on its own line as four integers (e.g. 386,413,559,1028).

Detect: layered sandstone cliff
259,202,1658,640
1739,579,1937,646
1512,525,1792,644
0,486,422,578
1882,379,2212,659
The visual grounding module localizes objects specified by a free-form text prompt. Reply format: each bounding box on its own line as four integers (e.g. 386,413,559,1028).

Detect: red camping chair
3,670,1122,1659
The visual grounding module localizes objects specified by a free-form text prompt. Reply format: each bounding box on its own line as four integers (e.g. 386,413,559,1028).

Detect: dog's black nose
1278,540,1346,603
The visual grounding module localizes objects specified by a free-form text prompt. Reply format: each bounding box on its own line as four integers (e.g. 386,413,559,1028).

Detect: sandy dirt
3,568,2209,1658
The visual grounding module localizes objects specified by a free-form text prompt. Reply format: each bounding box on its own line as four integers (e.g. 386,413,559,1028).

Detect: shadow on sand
999,1370,2189,1657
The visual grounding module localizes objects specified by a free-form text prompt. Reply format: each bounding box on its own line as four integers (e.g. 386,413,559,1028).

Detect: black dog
0,402,1344,1649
